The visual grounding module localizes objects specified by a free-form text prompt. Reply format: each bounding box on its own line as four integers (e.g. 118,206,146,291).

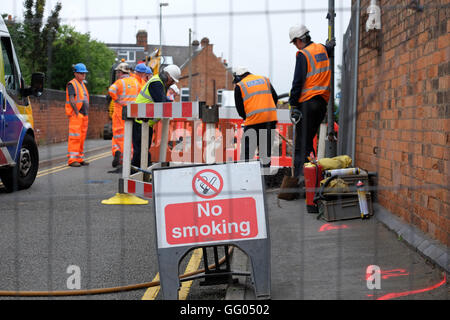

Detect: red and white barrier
127,102,199,119
123,178,153,199
120,101,295,200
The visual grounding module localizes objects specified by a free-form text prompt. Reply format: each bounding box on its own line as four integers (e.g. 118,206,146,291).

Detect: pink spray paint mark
319,223,349,232
376,273,447,300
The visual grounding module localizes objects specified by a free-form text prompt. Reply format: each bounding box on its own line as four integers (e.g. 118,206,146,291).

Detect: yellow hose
0,247,234,297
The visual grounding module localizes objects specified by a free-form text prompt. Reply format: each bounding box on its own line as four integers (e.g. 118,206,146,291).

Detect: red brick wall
30,89,110,145
354,0,449,245
178,43,234,105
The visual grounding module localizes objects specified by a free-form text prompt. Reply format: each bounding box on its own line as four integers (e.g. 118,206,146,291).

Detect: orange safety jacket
131,72,146,91
65,79,89,116
108,75,141,117
237,74,277,126
297,43,331,104
108,75,140,156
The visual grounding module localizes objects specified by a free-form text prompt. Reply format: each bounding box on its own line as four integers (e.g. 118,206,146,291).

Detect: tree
49,25,116,95
4,0,61,83
3,1,115,95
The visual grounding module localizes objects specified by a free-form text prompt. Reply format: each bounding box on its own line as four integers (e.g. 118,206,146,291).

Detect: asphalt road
0,148,225,300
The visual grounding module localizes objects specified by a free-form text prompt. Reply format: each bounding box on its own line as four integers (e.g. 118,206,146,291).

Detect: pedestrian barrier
104,101,334,205
101,101,296,204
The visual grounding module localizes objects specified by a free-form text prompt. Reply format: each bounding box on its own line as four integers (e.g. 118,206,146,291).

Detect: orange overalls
65,79,89,165
108,75,140,161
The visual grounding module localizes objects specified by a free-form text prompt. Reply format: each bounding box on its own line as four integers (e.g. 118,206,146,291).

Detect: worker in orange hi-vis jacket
108,62,140,168
65,63,90,167
132,63,148,90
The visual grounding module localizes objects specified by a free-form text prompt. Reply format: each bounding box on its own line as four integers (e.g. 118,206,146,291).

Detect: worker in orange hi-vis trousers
65,63,90,167
108,62,140,168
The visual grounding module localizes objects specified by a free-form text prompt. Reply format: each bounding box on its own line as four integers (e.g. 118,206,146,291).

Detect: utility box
200,104,219,123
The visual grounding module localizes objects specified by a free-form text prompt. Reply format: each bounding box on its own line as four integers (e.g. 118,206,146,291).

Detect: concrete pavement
226,188,449,300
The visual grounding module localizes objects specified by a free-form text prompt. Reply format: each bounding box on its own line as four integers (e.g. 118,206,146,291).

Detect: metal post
325,0,337,158
159,3,169,53
188,28,193,101
122,119,133,179
141,122,149,177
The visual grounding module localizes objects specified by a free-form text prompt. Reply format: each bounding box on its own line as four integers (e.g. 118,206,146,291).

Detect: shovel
278,109,301,200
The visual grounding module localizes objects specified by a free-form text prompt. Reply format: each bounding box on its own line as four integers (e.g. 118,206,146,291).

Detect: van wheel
0,134,39,192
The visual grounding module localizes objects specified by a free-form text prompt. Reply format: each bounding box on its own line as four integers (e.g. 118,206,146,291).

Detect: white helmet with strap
289,24,310,43
163,64,181,83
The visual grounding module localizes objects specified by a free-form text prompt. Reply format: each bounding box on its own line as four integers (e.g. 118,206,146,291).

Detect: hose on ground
0,246,234,297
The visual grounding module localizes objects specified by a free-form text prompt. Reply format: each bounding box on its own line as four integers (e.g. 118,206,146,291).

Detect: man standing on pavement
234,67,278,173
288,24,335,180
108,62,140,168
132,65,181,169
65,63,90,167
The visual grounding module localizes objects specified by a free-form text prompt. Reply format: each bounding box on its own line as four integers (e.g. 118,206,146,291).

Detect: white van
0,16,44,192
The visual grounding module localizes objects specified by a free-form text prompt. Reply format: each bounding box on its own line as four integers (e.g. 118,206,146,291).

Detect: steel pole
325,0,337,158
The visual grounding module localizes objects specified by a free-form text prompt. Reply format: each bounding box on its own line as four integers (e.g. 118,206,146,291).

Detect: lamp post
325,0,337,158
159,2,169,54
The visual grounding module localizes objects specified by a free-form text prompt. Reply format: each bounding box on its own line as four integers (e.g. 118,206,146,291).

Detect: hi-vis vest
237,74,277,126
109,75,140,116
297,43,331,104
135,74,166,126
65,79,89,116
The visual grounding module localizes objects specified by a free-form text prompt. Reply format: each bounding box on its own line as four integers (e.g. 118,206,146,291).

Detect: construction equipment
278,110,301,200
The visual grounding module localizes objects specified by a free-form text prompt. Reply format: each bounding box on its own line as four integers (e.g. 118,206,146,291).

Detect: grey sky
3,0,351,95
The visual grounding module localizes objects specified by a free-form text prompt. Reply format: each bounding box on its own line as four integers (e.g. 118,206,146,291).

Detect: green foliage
3,1,61,84
49,25,116,95
3,0,115,95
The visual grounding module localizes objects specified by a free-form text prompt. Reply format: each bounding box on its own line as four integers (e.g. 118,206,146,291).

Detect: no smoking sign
192,169,223,199
152,162,268,248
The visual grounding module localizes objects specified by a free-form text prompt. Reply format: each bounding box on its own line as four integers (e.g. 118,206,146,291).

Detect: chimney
200,37,210,48
192,40,200,51
136,30,148,49
200,37,213,53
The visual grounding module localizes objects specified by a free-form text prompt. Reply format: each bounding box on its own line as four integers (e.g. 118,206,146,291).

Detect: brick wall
30,89,110,145
178,41,234,105
354,0,449,245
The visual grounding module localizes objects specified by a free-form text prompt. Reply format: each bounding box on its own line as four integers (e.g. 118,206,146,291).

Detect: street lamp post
159,2,169,54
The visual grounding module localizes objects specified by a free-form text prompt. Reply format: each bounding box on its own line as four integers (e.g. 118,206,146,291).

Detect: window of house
217,89,224,106
181,88,190,102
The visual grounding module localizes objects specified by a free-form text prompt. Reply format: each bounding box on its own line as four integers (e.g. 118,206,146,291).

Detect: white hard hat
233,66,249,77
163,64,181,83
170,84,180,95
289,24,310,43
115,62,130,73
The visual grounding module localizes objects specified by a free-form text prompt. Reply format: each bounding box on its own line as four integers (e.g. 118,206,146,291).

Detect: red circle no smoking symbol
192,169,224,199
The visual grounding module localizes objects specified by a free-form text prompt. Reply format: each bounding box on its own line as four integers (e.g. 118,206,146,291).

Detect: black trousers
241,121,277,168
132,121,153,168
294,95,327,177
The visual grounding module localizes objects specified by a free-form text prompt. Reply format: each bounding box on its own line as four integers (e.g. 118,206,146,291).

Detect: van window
1,37,20,95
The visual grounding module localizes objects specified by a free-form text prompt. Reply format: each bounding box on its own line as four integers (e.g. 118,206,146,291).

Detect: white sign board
152,161,267,249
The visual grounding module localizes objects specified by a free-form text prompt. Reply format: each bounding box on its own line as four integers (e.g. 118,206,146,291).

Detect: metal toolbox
317,192,373,222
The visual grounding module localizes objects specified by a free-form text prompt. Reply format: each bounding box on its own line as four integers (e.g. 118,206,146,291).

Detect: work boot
112,151,121,168
69,162,81,167
80,161,90,166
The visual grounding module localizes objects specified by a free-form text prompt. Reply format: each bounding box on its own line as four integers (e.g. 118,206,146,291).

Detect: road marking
179,248,203,300
141,248,204,300
36,152,110,178
141,273,161,300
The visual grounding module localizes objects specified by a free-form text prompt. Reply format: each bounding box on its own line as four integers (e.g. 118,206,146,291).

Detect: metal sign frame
151,161,271,300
